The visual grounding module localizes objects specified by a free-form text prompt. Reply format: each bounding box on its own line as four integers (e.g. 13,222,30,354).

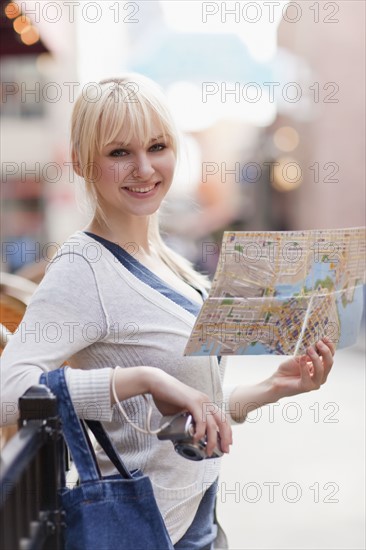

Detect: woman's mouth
121,182,160,198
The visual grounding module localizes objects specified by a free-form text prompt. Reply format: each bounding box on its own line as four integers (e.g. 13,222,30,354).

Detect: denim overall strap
84,232,205,316
40,370,100,483
85,420,132,479
40,370,133,482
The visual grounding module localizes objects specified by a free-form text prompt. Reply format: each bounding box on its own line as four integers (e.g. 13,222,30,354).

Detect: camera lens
174,443,204,461
182,448,199,460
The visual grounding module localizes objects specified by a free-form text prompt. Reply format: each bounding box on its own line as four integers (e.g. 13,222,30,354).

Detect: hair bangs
94,85,175,156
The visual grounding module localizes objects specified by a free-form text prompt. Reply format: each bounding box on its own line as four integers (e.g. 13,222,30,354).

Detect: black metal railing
0,385,66,550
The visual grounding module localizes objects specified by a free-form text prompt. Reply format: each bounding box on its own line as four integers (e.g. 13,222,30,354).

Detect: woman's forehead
102,120,168,148
106,133,166,147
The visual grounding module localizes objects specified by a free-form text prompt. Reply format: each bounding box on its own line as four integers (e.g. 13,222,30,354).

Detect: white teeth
126,184,156,193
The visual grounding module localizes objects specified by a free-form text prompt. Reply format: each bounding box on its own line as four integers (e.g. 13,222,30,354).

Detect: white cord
111,366,171,435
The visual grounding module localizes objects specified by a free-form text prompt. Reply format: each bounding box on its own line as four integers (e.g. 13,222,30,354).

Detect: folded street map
184,227,366,356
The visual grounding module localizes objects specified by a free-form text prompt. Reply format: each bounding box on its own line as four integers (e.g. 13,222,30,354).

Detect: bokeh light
13,15,31,34
272,156,303,192
273,126,300,152
20,26,40,46
4,2,20,19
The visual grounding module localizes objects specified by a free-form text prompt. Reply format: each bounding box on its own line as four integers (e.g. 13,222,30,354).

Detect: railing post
19,384,64,550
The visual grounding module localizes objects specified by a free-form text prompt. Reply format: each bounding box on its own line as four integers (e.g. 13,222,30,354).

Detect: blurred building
276,0,365,230
1,0,80,277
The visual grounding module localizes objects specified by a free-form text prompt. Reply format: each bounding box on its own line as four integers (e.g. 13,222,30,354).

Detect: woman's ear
71,149,82,177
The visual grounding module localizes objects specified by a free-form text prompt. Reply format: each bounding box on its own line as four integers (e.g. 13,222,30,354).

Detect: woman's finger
199,403,232,455
321,336,336,356
205,416,219,457
316,340,334,382
191,403,207,444
299,356,313,389
306,345,324,387
214,409,232,452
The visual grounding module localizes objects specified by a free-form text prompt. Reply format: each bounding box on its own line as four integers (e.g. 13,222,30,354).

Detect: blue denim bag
40,369,174,550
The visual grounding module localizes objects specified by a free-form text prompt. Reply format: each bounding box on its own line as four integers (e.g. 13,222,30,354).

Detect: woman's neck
84,216,152,256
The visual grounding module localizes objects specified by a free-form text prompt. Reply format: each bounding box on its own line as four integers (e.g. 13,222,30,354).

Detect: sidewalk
217,333,365,550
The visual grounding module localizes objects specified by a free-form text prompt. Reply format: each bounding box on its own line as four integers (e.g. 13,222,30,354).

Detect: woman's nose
132,154,154,179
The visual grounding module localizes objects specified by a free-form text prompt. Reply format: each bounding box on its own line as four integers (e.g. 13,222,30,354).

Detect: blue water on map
304,261,336,291
337,285,364,348
275,282,303,297
275,262,336,298
241,342,270,355
191,341,216,355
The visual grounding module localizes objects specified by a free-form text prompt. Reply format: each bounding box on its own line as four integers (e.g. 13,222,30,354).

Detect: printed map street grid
185,227,366,356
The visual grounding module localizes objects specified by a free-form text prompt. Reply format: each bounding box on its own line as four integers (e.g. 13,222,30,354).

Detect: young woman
1,74,335,549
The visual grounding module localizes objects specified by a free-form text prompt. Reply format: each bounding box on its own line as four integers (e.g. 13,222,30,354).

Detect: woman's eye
110,149,128,157
149,143,166,152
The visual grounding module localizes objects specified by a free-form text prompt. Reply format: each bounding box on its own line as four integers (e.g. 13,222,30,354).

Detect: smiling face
71,75,180,226
92,124,176,220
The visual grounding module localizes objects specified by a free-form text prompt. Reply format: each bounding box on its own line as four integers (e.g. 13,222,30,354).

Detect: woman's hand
270,337,336,399
227,337,336,423
148,369,232,457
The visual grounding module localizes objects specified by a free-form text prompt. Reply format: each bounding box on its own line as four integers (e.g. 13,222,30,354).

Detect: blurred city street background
1,1,365,548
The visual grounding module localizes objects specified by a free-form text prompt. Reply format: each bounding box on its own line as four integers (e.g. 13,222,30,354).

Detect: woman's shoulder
31,231,108,306
47,230,108,270
37,231,104,288
55,230,100,256
43,231,128,298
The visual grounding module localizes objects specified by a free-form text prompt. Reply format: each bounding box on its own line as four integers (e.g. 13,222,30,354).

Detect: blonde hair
70,73,210,291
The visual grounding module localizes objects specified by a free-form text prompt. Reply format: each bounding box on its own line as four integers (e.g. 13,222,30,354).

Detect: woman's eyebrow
106,135,165,148
106,141,127,147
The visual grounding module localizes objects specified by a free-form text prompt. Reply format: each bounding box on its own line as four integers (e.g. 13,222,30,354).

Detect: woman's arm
112,366,233,456
1,252,110,425
227,337,335,423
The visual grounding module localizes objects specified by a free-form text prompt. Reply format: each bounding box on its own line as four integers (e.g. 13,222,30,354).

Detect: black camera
157,412,223,461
